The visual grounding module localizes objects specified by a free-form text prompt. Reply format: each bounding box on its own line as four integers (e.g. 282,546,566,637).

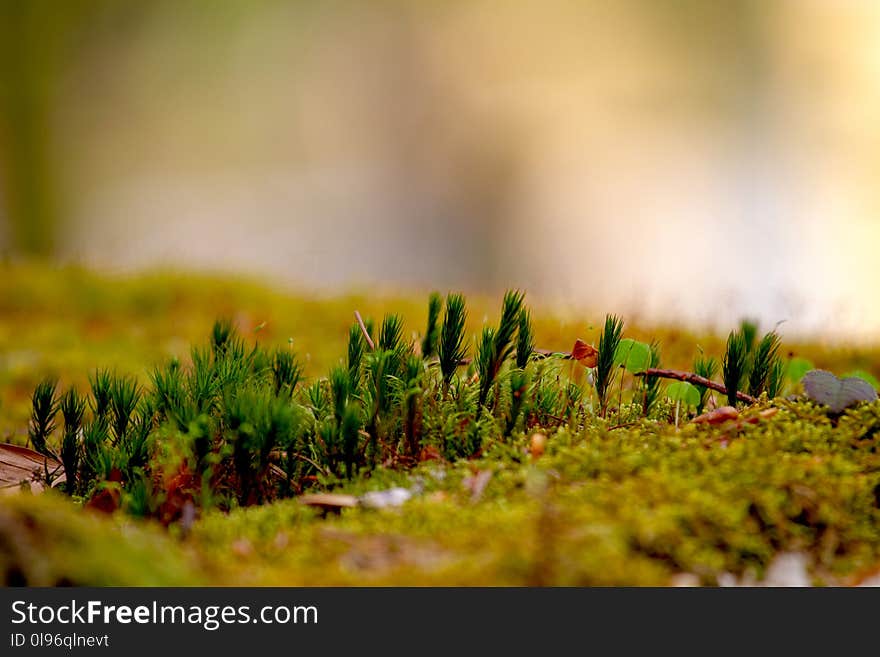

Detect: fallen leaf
745,408,779,424
803,370,878,413
693,406,739,425
571,339,598,368
0,443,65,493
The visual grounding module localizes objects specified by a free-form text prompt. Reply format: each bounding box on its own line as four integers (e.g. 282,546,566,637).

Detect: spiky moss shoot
767,359,785,400
28,379,58,456
438,293,468,391
749,331,782,399
58,387,86,495
516,308,534,370
595,315,623,418
477,290,524,410
108,375,140,445
640,340,662,417
399,354,425,458
347,323,365,390
693,354,718,414
421,292,442,359
89,369,113,421
722,329,749,407
271,348,302,398
378,314,404,353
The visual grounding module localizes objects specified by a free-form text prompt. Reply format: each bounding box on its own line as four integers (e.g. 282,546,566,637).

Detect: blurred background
1,0,879,340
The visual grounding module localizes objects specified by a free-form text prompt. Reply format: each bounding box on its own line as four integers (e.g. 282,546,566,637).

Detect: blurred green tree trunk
0,1,113,257
0,1,59,256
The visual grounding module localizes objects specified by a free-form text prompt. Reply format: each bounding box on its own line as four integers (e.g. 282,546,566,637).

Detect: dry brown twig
633,368,757,404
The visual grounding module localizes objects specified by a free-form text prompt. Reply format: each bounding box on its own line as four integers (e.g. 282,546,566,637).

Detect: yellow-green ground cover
2,263,880,585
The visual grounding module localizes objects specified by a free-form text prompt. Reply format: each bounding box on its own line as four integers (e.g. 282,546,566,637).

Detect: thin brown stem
271,450,329,477
354,310,375,350
534,348,574,359
633,368,757,404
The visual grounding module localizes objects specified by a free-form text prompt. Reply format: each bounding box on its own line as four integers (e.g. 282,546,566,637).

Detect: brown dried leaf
571,339,598,368
744,408,780,424
692,406,739,425
0,443,64,493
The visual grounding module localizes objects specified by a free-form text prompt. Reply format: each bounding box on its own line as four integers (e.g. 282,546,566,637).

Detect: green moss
3,263,880,586
0,492,205,585
181,400,880,586
4,399,880,586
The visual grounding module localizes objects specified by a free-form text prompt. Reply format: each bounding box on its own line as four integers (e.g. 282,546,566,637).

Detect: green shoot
642,340,661,417
80,420,109,494
748,331,782,398
109,375,140,444
329,365,350,427
516,307,534,370
379,314,404,352
595,315,623,418
59,387,86,494
740,319,759,355
421,292,442,359
478,290,525,409
347,323,365,390
767,359,785,399
722,330,749,407
211,318,235,356
401,354,424,457
506,368,529,436
89,369,112,420
341,402,362,479
693,353,718,414
438,293,467,390
28,378,57,456
476,327,496,409
366,351,391,462
272,347,301,397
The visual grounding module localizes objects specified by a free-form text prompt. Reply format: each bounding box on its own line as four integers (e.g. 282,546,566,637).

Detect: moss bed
2,263,880,586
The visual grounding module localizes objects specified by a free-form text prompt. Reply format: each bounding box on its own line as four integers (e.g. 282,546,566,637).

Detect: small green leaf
785,357,814,383
665,381,701,407
843,370,879,391
613,339,651,373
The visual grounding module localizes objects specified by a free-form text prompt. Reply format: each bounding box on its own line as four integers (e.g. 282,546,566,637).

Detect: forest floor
2,262,880,586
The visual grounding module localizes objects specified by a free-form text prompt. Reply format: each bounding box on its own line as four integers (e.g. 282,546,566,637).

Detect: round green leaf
613,339,651,373
665,381,701,407
785,357,814,383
